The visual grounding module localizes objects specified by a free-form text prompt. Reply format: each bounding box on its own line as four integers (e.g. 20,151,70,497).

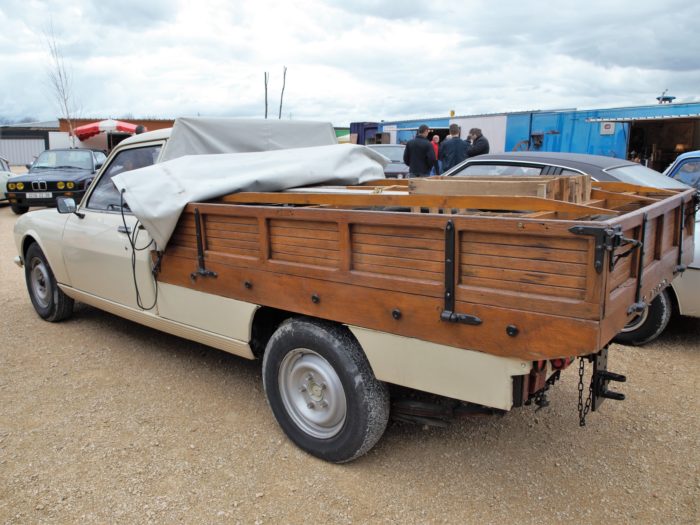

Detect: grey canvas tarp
159,117,340,161
112,143,387,249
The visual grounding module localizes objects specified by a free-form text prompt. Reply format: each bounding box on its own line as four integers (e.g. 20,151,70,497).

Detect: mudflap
591,347,627,412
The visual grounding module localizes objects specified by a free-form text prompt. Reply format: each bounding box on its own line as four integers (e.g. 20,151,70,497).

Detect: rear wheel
613,289,671,346
24,243,74,322
262,318,389,463
11,203,29,215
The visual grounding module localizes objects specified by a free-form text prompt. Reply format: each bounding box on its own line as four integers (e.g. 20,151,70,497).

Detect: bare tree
278,66,287,119
45,25,80,146
264,72,269,119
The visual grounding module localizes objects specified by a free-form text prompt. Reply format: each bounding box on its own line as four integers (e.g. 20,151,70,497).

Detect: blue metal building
354,101,700,172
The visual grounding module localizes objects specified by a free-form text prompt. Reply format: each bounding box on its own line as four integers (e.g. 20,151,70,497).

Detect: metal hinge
190,207,217,282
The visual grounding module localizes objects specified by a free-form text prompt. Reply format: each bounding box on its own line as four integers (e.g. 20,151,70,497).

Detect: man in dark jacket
439,124,468,172
466,128,490,157
403,124,436,177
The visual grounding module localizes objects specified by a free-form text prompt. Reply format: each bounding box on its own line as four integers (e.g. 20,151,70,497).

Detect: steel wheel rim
622,305,649,332
278,348,346,439
29,257,51,309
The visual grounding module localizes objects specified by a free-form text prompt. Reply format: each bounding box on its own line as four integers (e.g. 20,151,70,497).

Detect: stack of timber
155,175,696,361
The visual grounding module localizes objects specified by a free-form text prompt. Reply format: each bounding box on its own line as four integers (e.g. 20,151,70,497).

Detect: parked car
0,156,12,203
664,150,700,190
366,144,409,178
6,148,107,214
449,152,699,346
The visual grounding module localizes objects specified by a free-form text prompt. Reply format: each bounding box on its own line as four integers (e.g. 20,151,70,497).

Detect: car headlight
57,181,65,190
16,182,24,190
66,181,75,189
8,182,15,190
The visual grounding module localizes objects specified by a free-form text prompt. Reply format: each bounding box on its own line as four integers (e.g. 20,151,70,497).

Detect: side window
87,145,162,211
672,159,700,190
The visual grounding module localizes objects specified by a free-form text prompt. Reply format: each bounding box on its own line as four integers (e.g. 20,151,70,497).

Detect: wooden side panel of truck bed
155,186,695,361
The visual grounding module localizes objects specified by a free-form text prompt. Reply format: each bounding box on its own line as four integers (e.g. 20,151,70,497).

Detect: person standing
403,124,436,177
430,135,441,175
466,128,490,157
439,124,468,172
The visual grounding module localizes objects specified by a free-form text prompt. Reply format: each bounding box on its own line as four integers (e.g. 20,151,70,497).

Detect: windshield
367,145,405,163
33,150,93,170
605,164,689,190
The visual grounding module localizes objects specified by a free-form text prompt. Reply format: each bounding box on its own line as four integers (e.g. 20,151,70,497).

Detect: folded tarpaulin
159,117,340,161
112,144,388,249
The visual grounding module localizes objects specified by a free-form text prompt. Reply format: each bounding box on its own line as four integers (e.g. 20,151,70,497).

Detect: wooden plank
460,242,589,264
352,252,444,274
269,225,339,241
460,266,587,290
459,275,586,300
218,192,620,216
353,242,442,262
352,263,443,283
409,178,551,198
459,253,587,277
353,232,444,251
463,231,588,251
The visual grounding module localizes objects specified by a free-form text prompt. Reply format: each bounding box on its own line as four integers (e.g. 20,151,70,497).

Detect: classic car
449,151,699,346
0,155,11,202
6,148,107,214
664,150,700,190
12,119,695,462
366,144,409,178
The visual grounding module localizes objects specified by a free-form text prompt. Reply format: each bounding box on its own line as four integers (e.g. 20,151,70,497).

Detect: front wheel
262,318,390,463
24,243,74,322
613,289,672,346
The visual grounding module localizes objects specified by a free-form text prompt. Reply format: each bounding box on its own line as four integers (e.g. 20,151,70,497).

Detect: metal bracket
569,224,642,274
628,213,648,314
591,347,626,412
440,221,482,326
675,199,687,274
190,207,217,282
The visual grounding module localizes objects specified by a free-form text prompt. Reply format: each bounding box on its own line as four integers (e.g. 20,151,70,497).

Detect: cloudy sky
1,0,698,126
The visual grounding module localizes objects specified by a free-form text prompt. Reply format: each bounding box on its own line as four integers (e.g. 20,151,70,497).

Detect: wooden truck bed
154,177,696,361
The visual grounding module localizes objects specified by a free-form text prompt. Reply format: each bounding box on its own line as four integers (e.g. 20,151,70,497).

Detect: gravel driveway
0,205,698,524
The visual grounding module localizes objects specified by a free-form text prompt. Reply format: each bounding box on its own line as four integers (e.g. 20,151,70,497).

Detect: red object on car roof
73,119,141,141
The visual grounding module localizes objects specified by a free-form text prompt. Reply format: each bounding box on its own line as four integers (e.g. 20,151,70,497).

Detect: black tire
24,243,74,322
613,289,672,346
262,318,390,463
11,203,29,215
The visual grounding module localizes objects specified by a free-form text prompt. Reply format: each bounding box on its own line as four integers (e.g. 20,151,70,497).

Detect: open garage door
588,114,700,172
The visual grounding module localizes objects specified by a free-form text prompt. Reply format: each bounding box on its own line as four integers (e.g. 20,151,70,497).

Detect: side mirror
95,162,104,170
25,163,32,170
56,197,77,214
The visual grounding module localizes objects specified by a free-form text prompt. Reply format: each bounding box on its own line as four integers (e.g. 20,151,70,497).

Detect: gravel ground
0,204,698,524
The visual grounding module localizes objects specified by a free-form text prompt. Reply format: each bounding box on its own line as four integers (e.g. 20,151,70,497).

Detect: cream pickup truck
13,118,695,462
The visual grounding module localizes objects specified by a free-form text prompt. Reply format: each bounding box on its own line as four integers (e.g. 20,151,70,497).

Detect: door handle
117,225,132,234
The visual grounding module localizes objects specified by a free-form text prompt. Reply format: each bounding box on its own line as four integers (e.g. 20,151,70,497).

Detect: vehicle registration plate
27,192,52,199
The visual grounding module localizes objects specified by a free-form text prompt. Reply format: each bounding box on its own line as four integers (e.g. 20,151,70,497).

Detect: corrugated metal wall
0,139,46,166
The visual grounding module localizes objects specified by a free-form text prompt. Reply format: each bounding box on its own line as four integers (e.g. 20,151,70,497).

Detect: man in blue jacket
403,124,436,177
439,124,468,172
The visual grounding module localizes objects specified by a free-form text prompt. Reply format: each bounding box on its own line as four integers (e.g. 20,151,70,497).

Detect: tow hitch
579,347,626,426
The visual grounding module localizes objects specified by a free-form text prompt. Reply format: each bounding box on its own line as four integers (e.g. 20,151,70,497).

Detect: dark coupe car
6,148,106,214
447,151,694,347
366,144,409,178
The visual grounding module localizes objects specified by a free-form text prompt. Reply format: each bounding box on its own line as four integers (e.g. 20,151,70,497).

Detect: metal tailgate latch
440,221,482,326
190,207,218,282
569,225,642,274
